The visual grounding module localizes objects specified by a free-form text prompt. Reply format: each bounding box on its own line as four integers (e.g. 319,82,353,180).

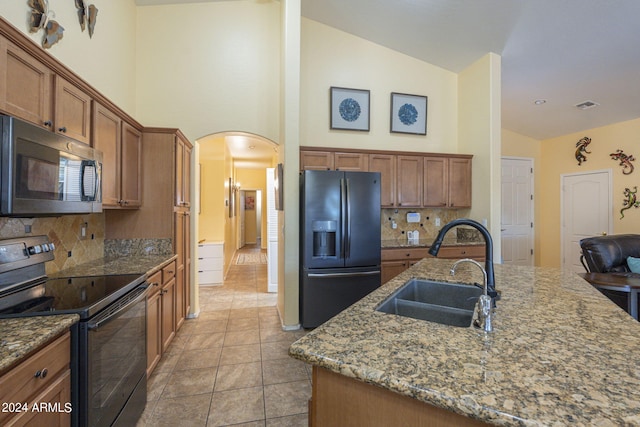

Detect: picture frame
330,87,370,131
390,92,427,135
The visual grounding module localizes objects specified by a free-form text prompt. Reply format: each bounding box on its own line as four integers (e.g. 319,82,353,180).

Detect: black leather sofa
580,234,640,274
580,234,640,317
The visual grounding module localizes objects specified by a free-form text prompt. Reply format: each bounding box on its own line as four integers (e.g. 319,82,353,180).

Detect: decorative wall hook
620,186,640,219
575,136,591,165
610,149,635,175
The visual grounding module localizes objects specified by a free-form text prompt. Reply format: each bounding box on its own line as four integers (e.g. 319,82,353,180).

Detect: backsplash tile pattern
0,214,105,275
104,239,173,257
381,208,475,243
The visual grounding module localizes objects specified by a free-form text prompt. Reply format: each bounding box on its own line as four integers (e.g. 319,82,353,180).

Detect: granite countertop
51,254,178,278
289,258,640,426
0,314,79,374
381,238,485,248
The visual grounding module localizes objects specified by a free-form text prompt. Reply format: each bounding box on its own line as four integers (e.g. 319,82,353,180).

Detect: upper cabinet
175,134,191,208
396,155,423,207
93,102,142,208
300,147,473,209
0,40,92,144
54,76,92,144
0,39,53,127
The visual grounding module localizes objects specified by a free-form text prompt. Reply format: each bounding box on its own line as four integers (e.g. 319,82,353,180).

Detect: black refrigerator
300,170,381,328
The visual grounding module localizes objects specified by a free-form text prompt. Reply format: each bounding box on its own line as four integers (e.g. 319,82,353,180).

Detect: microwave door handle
80,160,98,201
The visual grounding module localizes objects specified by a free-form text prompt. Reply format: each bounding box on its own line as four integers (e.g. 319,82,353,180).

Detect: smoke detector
575,100,599,110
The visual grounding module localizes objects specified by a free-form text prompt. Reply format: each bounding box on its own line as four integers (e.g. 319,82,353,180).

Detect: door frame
500,156,535,266
560,168,613,271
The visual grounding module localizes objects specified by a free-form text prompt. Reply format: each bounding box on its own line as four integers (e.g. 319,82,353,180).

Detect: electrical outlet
435,217,441,227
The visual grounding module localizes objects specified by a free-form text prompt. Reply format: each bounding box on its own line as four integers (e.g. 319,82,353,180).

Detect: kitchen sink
376,278,483,327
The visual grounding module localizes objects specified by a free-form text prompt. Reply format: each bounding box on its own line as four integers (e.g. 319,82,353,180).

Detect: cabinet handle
43,120,52,127
151,282,159,287
58,126,67,133
161,289,168,294
34,368,48,379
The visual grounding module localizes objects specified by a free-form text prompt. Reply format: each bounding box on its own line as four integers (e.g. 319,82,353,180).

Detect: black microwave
0,115,102,216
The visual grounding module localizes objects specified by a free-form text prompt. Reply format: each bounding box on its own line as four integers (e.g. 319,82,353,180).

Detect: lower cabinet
0,332,71,427
147,260,177,377
381,245,485,284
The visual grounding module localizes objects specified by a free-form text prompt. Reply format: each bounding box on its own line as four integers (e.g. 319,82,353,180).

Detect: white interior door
501,157,534,266
238,190,246,249
561,169,612,272
266,168,278,293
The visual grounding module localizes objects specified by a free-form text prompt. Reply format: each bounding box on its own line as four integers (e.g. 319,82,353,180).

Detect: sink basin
375,279,483,327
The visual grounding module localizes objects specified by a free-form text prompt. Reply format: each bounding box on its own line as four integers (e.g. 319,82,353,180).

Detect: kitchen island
289,258,640,426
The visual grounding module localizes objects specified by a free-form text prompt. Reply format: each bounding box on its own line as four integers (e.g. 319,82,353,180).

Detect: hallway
138,245,310,426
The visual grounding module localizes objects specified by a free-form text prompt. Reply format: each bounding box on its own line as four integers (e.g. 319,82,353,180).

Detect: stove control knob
48,243,56,251
42,244,50,252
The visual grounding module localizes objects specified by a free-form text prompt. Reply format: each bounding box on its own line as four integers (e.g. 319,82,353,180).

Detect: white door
501,158,534,266
238,190,246,249
561,170,612,273
266,168,278,293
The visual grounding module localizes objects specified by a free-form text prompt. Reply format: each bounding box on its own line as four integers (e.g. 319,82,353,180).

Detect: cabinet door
449,157,472,208
92,102,121,207
174,210,190,328
146,290,162,377
369,154,396,207
396,155,422,207
381,260,408,284
161,277,176,353
423,157,448,207
0,40,52,127
120,122,142,207
184,211,191,317
175,136,192,208
335,152,368,171
300,150,334,170
54,76,91,144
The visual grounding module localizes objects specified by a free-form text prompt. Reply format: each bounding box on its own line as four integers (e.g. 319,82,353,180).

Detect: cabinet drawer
437,245,485,259
0,332,70,424
162,260,177,283
198,270,223,284
381,248,431,261
198,244,223,258
147,271,162,297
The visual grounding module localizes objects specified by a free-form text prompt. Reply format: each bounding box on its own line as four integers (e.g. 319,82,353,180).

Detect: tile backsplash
381,208,477,242
0,214,105,275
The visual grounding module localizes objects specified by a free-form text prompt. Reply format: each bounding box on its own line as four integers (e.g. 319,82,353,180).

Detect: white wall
135,1,281,143
301,18,458,154
0,1,138,116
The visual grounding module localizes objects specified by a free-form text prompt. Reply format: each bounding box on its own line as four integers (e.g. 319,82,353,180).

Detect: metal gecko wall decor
575,136,591,165
620,186,640,219
610,149,635,175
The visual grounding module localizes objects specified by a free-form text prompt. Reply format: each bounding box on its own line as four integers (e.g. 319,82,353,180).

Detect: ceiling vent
575,100,599,110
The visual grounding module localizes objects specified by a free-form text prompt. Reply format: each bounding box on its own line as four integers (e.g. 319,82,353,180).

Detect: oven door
78,284,148,427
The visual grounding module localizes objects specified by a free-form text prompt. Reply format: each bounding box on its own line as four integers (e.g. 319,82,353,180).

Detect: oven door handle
87,284,149,330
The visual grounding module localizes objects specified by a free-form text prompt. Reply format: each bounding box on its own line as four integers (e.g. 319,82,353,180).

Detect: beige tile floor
137,245,310,427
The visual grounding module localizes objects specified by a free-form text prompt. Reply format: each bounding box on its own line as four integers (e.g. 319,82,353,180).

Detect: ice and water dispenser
312,220,337,258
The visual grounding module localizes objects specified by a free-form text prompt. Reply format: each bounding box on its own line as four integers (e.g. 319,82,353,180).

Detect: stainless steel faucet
450,258,493,332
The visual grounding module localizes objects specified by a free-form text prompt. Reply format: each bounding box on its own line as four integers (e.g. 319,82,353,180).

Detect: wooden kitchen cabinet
381,245,485,284
448,157,472,208
174,210,191,330
334,152,368,171
0,39,52,127
0,332,71,427
368,153,396,207
300,150,334,170
146,260,178,377
93,102,142,208
423,156,448,207
175,134,192,208
396,155,423,207
53,76,92,144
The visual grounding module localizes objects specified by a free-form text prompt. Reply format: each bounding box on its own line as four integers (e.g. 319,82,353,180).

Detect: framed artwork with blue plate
330,87,370,131
390,92,427,135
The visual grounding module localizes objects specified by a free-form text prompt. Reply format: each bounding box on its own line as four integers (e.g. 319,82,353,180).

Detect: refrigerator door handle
307,271,381,278
340,178,347,259
345,178,351,259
